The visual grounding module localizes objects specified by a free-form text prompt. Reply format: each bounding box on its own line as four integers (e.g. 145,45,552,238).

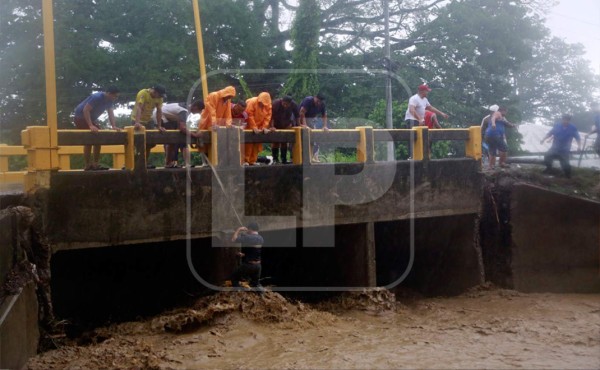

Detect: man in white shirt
404,84,449,157
153,101,204,167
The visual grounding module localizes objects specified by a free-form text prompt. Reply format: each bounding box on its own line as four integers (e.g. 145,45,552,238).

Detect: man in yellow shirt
244,92,272,165
131,85,167,167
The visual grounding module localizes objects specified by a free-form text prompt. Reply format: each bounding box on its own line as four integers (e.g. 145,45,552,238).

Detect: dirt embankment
26,287,600,369
485,164,600,201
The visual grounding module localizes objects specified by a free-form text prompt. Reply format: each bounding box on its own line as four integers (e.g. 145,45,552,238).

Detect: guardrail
2,125,481,191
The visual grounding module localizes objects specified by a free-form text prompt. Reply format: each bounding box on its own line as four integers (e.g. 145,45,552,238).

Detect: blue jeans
307,117,323,157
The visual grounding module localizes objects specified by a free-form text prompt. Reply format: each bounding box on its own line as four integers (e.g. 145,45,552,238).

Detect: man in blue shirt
299,93,328,162
585,102,600,155
230,222,264,291
540,114,581,178
73,86,121,170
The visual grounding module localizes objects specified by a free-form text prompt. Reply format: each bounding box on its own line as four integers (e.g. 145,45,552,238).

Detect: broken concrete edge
0,207,43,369
480,172,600,293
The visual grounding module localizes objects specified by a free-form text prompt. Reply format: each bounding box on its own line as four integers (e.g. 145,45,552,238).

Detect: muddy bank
27,288,600,369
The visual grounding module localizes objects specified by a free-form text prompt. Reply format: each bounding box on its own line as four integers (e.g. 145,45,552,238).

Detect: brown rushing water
27,288,600,369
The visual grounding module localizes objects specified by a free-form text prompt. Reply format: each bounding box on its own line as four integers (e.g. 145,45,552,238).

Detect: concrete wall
375,215,484,296
0,210,39,370
35,159,482,250
510,184,600,293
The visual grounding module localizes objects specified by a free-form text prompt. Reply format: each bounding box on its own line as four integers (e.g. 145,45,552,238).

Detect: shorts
306,117,323,129
74,116,100,130
404,119,419,129
163,120,179,130
485,135,508,156
132,120,157,129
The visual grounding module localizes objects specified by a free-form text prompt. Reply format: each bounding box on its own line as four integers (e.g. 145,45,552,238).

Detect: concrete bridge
1,125,486,367
3,124,484,283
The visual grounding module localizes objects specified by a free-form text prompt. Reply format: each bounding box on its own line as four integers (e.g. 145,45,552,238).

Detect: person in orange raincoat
197,86,236,130
244,92,272,165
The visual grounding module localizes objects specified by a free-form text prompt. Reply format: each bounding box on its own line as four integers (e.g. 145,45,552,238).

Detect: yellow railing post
412,126,426,161
0,144,9,172
113,153,125,169
466,126,482,160
293,127,303,165
209,129,218,165
124,126,136,170
357,126,374,163
58,153,71,170
21,126,60,191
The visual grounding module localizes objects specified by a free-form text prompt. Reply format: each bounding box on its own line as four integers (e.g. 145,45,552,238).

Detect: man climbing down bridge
230,222,264,291
540,114,581,178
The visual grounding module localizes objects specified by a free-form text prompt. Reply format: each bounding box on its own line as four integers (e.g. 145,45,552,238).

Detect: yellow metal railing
2,126,482,191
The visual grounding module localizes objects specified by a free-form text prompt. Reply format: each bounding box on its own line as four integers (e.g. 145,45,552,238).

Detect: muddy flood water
27,286,600,369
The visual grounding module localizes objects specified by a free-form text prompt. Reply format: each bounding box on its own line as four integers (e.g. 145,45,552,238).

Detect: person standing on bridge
271,95,300,164
131,85,167,169
585,102,600,155
244,92,272,166
198,86,236,130
231,100,248,128
153,100,205,168
540,114,581,178
299,93,328,163
73,85,121,171
230,222,264,291
485,106,516,170
404,84,449,158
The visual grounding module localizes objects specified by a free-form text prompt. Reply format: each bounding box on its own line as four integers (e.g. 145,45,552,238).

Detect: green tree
283,0,320,101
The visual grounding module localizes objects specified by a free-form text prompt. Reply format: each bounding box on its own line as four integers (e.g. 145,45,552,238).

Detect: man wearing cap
404,84,449,158
540,114,581,178
299,93,328,162
131,85,167,168
230,222,264,291
73,85,121,171
271,95,300,164
480,105,499,164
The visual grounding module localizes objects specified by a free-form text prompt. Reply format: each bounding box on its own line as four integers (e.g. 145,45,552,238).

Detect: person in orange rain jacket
244,92,272,165
197,86,236,130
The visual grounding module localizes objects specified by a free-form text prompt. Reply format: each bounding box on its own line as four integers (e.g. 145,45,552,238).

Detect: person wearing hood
198,86,236,130
244,92,272,165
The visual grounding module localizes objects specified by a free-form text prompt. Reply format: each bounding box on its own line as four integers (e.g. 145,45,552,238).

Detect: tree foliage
283,0,321,101
1,0,598,151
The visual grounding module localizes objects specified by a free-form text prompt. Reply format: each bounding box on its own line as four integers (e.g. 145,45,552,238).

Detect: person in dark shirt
73,85,121,170
230,222,264,290
540,114,581,178
271,95,300,164
299,93,328,162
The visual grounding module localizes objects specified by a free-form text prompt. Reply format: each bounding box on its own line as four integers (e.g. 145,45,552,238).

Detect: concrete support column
215,126,242,169
207,231,241,286
335,222,376,287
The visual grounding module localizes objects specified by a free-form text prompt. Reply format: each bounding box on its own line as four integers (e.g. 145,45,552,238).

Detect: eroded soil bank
27,287,600,369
